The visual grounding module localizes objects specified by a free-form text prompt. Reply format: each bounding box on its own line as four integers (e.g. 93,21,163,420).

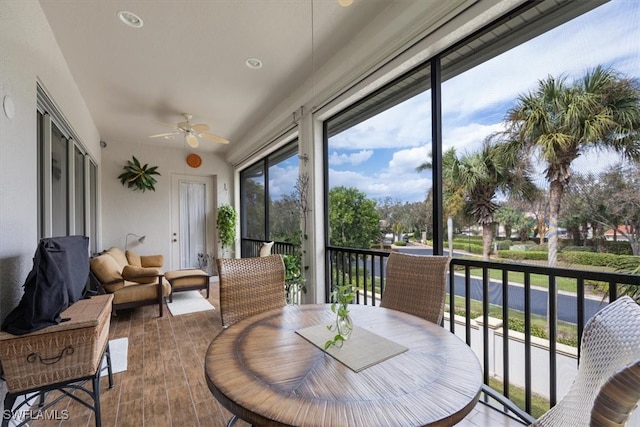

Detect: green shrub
495,240,512,250
561,246,594,253
498,250,548,261
452,240,484,254
559,251,640,269
393,241,407,246
602,240,633,255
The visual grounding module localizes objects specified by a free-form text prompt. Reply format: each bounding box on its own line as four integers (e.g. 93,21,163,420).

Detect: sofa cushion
105,247,129,269
122,265,160,284
90,255,125,292
112,280,172,305
141,254,164,268
125,250,142,267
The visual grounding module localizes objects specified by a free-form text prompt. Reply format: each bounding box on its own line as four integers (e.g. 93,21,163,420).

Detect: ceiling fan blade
155,121,179,130
185,133,199,148
200,133,230,144
191,123,210,132
149,132,178,138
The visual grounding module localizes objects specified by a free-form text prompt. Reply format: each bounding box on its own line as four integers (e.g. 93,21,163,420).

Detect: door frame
170,173,217,271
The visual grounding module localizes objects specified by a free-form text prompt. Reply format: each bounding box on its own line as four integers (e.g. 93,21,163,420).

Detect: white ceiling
38,0,395,153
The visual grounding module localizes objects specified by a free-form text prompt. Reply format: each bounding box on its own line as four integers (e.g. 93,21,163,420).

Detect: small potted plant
324,283,357,349
216,204,237,257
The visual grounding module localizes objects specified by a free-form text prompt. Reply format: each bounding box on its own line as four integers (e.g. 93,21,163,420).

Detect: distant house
604,225,634,241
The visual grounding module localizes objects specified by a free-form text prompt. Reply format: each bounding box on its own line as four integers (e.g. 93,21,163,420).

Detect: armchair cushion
125,250,142,267
141,254,164,268
89,255,125,292
105,247,128,270
121,265,160,284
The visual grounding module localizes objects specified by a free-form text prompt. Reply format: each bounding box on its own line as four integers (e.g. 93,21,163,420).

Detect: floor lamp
125,233,145,251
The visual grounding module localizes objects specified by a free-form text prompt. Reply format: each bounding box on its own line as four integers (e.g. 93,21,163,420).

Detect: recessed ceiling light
117,10,143,28
245,58,263,70
338,0,354,7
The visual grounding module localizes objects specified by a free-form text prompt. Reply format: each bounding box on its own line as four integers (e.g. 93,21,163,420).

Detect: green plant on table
325,283,357,349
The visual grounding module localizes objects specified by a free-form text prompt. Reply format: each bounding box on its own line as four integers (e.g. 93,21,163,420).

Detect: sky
324,0,640,203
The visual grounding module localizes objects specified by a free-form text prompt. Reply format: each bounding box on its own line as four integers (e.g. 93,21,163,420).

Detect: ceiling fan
149,113,229,148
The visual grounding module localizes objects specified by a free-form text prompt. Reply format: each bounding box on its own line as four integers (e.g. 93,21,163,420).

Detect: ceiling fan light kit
149,113,229,148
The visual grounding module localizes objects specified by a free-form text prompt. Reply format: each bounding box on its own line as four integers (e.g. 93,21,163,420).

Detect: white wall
0,0,101,321
99,137,232,266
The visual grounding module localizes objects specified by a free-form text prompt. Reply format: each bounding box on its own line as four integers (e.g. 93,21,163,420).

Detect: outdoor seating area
2,1,640,426
2,250,639,426
89,247,210,317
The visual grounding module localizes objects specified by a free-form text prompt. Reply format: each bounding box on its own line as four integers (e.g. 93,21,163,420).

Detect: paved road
380,246,609,324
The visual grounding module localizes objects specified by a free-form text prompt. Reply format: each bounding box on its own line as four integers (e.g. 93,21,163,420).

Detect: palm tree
503,66,640,266
446,141,536,260
417,148,465,252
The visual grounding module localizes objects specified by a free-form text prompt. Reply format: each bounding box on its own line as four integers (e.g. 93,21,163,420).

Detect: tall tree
446,141,536,260
417,148,467,250
503,66,640,266
328,186,380,249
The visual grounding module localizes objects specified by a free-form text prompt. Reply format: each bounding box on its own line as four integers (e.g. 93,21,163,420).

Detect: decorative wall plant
118,156,160,192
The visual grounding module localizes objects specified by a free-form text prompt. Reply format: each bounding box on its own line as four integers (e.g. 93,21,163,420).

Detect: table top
205,304,482,427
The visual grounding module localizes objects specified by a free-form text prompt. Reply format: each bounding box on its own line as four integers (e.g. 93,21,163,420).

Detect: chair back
380,252,450,324
216,254,286,328
590,358,640,427
532,296,640,426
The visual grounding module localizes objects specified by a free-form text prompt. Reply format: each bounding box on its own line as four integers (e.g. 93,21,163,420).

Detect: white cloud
268,164,298,199
443,122,505,152
388,145,430,172
329,149,373,166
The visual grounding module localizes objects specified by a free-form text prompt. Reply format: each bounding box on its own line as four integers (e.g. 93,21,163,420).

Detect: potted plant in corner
216,204,237,258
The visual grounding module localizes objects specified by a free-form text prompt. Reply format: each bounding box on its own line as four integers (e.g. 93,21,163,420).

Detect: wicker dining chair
380,252,451,324
216,254,286,329
528,296,640,426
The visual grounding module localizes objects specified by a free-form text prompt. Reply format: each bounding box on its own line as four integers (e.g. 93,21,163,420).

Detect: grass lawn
447,295,578,346
456,256,613,294
488,377,550,419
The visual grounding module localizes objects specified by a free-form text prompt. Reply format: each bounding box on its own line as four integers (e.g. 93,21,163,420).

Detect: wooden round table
205,304,482,427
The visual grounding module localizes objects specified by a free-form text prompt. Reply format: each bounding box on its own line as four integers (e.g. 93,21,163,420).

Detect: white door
171,174,217,271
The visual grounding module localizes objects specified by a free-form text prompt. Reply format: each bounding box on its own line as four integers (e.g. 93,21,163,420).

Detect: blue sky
326,0,640,203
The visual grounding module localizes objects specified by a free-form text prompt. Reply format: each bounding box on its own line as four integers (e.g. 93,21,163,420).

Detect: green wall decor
118,156,160,192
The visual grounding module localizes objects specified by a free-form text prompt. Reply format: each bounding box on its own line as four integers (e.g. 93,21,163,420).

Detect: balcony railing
241,238,296,258
326,245,640,422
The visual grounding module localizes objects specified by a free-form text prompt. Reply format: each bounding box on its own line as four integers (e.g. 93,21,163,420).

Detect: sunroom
1,0,639,425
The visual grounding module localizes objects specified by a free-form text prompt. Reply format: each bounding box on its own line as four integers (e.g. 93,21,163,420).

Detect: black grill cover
1,235,89,335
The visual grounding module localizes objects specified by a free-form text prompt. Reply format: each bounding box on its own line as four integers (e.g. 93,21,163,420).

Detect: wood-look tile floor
23,280,524,427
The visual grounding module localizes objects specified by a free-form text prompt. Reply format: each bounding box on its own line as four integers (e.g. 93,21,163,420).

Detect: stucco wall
99,137,232,269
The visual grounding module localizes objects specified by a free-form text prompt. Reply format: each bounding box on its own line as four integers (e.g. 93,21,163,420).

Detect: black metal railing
326,245,640,423
241,238,296,258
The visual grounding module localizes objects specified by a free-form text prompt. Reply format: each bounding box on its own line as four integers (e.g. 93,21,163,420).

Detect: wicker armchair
528,296,640,426
380,252,451,324
216,254,286,328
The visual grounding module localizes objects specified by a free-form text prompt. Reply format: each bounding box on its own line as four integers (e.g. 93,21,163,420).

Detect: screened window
240,141,298,253
323,0,637,255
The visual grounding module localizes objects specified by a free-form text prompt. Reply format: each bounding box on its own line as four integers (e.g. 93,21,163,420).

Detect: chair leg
104,343,114,389
2,393,17,427
226,415,238,427
92,373,102,427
